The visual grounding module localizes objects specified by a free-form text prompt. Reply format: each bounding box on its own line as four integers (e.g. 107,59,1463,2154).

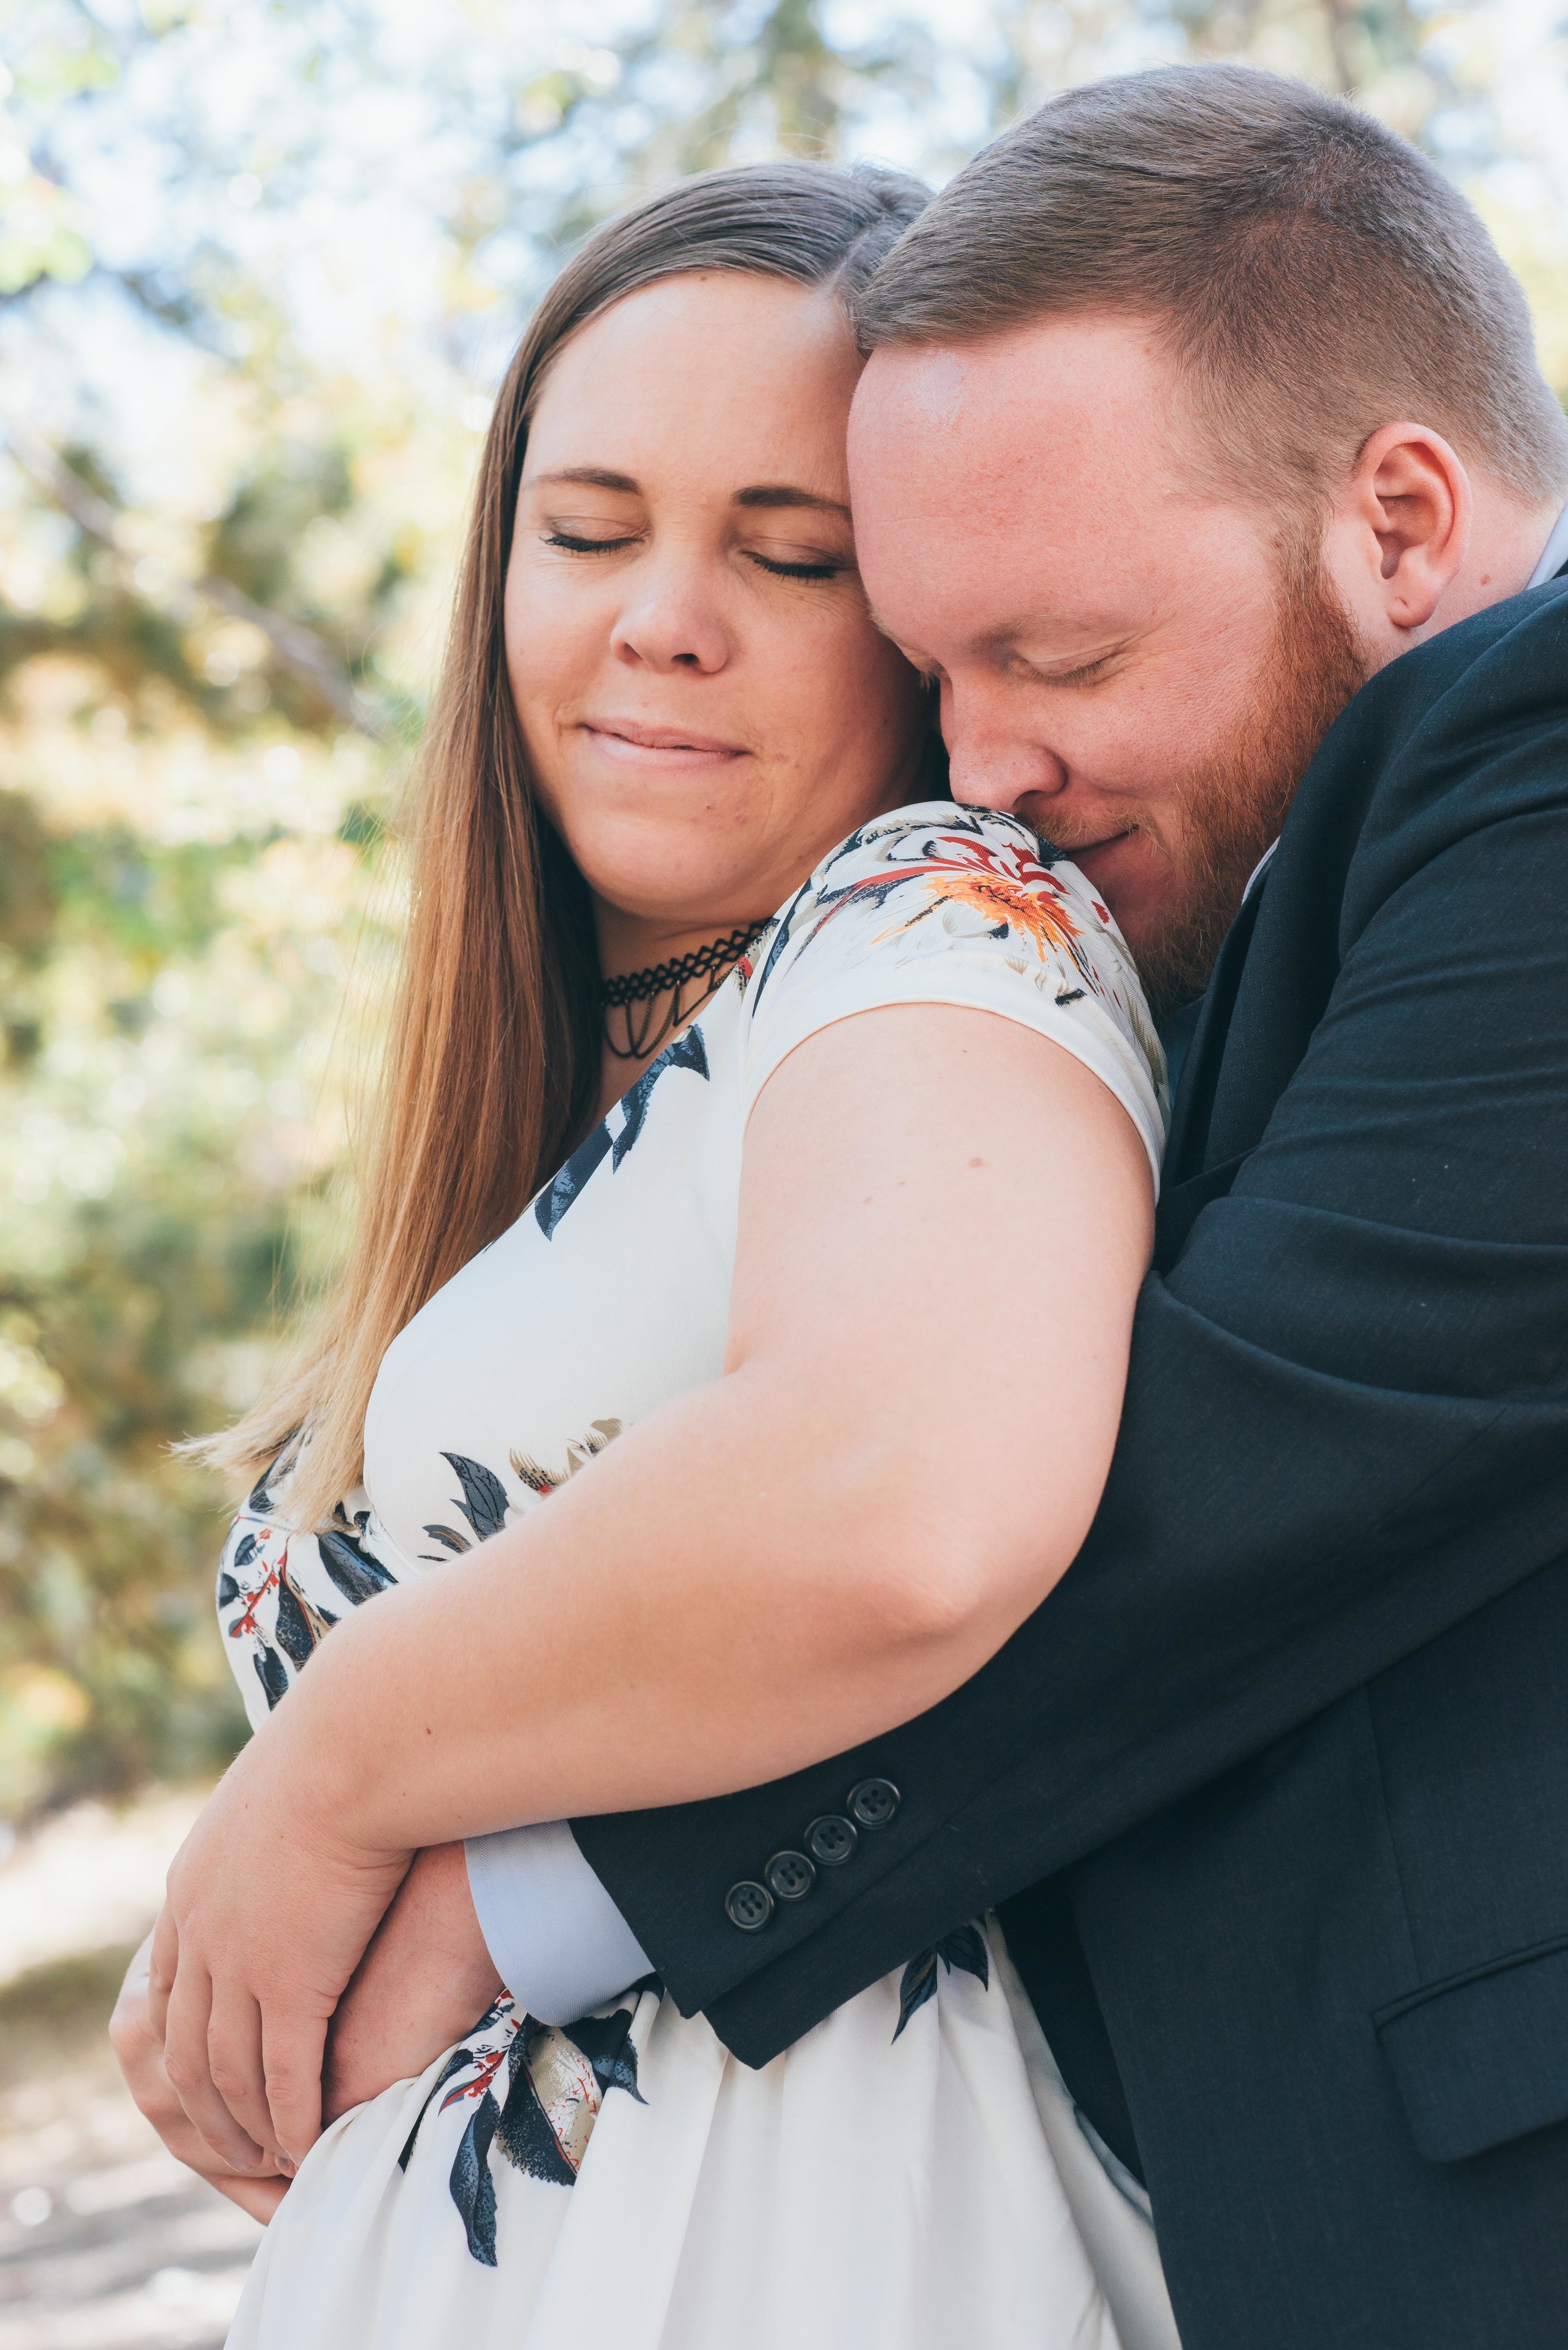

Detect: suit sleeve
573,629,1568,2066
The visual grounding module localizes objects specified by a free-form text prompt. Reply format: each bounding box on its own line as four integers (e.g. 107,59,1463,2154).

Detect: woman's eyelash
543,532,843,581
746,553,844,582
544,529,638,553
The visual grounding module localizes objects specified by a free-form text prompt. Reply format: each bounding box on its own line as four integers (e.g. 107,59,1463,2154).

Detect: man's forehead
854,334,1241,555
854,316,1174,444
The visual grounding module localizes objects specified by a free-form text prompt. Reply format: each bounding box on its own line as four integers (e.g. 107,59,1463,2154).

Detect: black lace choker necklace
600,924,764,1061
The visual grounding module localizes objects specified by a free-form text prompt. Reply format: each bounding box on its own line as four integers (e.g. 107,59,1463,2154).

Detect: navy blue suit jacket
576,582,1568,2347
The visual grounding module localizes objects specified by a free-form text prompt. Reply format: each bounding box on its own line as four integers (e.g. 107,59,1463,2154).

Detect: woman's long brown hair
199,160,930,1530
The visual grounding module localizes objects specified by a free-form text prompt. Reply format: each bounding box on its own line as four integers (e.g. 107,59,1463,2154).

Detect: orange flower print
894,864,1084,963
825,826,1102,994
744,805,1165,1087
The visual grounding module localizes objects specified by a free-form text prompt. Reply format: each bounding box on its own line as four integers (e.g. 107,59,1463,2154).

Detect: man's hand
110,1935,290,2226
325,1842,504,2124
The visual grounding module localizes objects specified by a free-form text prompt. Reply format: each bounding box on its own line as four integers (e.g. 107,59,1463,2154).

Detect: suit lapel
1162,871,1270,1185
1160,573,1568,1256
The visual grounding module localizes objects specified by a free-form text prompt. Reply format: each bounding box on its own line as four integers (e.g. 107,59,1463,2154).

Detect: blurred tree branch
0,416,388,741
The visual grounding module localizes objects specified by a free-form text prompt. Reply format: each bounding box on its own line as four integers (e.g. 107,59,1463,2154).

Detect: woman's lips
580,719,745,768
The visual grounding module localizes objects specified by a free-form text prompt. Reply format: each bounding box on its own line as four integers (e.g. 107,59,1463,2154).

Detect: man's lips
580,718,745,767
1051,827,1138,876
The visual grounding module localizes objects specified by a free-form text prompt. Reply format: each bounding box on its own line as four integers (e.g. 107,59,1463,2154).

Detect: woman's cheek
507,560,609,687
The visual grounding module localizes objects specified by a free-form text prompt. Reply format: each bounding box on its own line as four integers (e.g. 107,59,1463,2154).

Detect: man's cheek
1088,836,1184,951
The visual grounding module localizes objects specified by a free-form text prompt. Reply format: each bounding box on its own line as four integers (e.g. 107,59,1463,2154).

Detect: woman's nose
610,559,732,674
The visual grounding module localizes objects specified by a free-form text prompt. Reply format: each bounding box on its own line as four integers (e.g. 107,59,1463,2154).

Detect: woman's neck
592,905,767,1117
595,905,757,987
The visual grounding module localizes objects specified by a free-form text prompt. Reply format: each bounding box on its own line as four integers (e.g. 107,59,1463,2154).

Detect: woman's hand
148,1721,411,2175
324,1842,503,2125
110,1934,290,2225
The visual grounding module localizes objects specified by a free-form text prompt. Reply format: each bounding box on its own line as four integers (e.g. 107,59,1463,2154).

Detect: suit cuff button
724,1879,774,1932
805,1814,858,1867
847,1777,900,1829
764,1850,817,1901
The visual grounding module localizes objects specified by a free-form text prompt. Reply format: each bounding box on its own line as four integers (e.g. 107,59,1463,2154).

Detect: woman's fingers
161,1955,269,2174
211,2172,291,2224
112,1941,289,2213
205,1982,279,2164
144,1906,271,2171
260,2005,328,2169
144,1733,412,2179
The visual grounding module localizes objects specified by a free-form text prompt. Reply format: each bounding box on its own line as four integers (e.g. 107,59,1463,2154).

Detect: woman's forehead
525,272,861,491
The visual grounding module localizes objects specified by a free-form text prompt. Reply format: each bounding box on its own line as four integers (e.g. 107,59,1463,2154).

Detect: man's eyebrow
531,466,641,492
734,484,851,517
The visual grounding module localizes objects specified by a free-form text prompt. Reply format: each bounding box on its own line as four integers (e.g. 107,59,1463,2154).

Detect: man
560,65,1568,2344
125,64,1568,2347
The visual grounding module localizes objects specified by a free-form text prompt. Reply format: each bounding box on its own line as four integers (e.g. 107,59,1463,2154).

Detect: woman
120,163,1175,2349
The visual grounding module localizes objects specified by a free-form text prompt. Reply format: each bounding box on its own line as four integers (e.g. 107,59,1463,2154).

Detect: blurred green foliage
0,0,1564,1817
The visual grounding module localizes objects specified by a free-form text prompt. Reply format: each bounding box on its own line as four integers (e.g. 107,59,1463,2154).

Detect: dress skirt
226,1923,1179,2350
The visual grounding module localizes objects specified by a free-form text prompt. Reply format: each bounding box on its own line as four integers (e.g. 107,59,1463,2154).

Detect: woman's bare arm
153,1003,1152,2171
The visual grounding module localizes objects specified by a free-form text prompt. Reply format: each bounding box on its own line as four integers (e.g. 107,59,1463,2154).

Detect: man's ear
1326,423,1473,644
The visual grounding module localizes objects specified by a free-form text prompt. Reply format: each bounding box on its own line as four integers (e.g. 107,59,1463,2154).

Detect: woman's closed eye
743,536,853,583
746,551,844,582
540,522,852,583
543,518,642,555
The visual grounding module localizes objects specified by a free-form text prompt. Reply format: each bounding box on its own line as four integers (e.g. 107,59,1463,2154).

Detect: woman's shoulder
736,799,1167,1171
742,799,1140,1023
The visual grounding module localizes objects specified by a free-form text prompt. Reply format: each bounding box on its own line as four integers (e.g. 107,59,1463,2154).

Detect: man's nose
610,555,732,674
943,681,1067,811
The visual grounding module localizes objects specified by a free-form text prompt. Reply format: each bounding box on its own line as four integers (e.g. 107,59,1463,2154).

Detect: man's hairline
852,305,1343,558
854,307,1564,558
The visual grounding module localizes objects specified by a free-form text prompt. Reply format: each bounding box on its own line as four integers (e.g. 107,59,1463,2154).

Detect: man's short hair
855,65,1568,513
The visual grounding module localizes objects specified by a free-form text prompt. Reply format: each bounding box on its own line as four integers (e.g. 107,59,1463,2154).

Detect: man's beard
1134,544,1370,1023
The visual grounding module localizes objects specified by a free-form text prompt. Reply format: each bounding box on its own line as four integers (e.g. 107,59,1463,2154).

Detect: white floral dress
218,805,1179,2350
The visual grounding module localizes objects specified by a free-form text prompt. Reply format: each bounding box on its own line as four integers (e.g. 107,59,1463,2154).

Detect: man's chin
1052,829,1170,941
1052,831,1214,1021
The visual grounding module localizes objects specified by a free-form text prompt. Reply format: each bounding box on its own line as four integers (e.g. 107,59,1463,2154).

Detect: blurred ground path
0,1794,260,2347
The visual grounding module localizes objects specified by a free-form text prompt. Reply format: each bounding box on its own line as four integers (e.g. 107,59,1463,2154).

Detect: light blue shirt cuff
464,1821,652,2026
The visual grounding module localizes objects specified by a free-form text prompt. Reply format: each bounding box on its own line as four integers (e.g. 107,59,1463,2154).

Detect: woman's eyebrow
527,471,849,516
734,484,851,517
532,466,641,492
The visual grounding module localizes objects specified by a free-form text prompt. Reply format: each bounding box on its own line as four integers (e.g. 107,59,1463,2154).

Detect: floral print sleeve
738,802,1168,1184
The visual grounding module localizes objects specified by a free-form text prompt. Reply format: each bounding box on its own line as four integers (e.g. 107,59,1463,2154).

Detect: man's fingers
111,1943,196,2145
146,1906,178,2042
162,1959,268,2175
109,1934,157,2071
261,2007,327,2167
